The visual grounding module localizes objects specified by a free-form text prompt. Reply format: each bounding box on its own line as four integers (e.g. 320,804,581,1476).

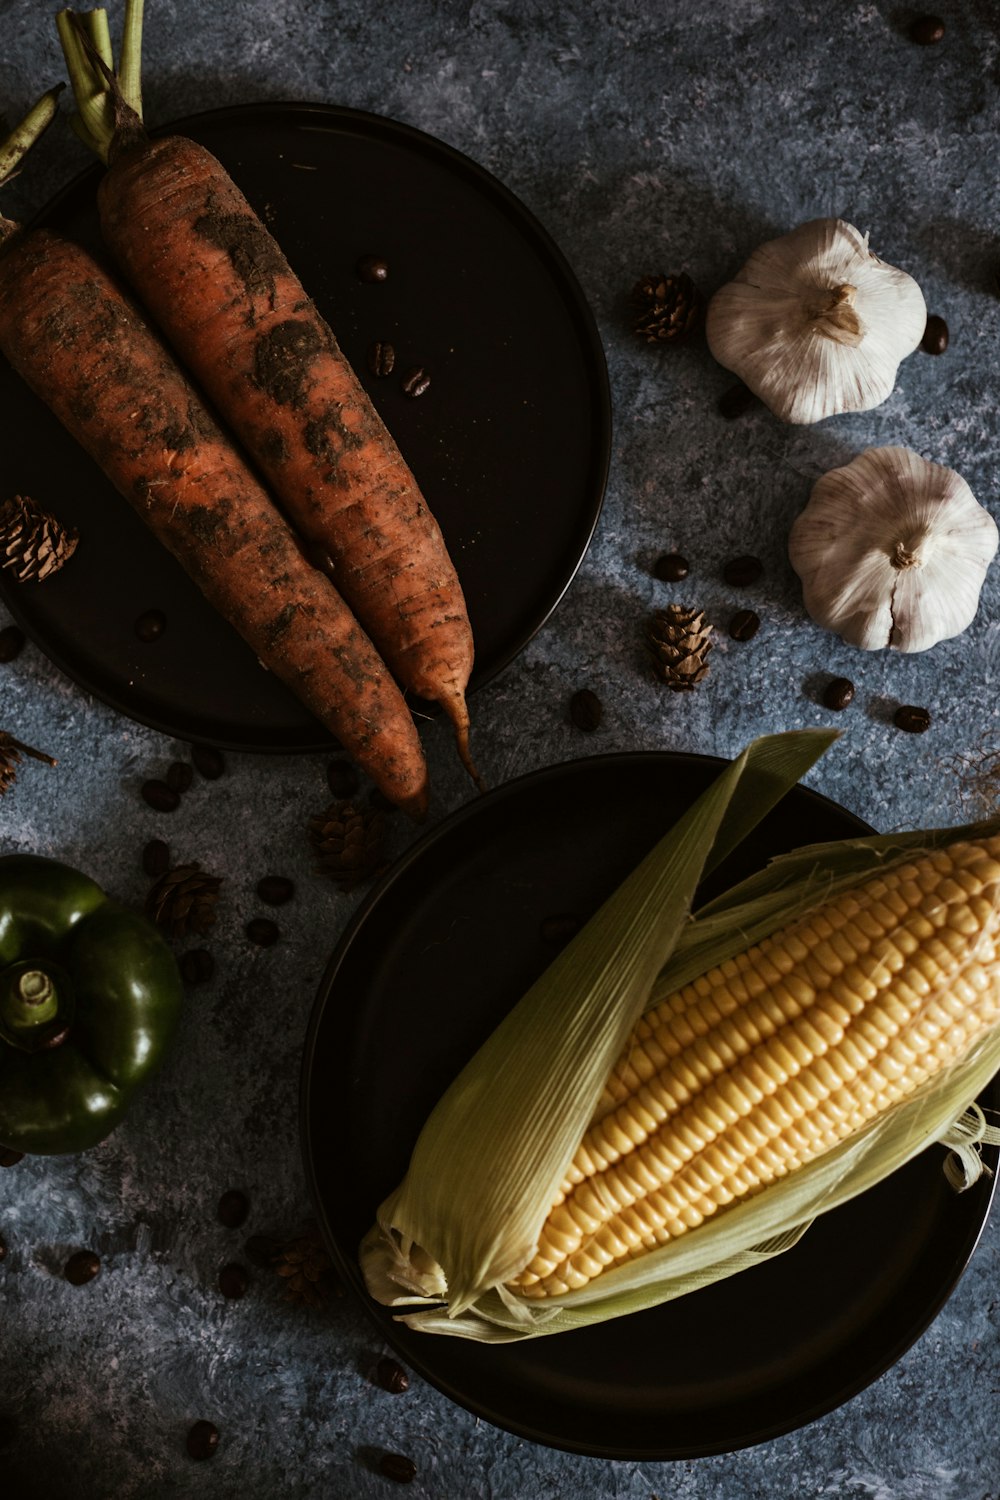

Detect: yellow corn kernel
510,838,1000,1299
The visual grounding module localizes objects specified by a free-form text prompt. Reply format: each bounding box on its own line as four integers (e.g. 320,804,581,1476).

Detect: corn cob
508,836,1000,1299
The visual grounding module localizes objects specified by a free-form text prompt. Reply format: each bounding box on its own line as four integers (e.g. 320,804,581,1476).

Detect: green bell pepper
0,854,182,1154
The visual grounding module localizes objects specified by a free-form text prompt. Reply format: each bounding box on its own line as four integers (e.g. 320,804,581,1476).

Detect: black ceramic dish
301,751,1000,1460
0,103,610,750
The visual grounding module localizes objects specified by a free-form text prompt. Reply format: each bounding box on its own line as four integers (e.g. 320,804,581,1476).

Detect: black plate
301,751,1000,1459
0,104,610,750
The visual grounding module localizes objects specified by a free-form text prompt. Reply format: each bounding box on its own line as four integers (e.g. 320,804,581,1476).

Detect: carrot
0,94,429,817
59,3,481,788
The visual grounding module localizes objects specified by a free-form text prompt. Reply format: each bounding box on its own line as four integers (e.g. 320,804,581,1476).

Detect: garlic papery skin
705,219,927,424
788,447,999,652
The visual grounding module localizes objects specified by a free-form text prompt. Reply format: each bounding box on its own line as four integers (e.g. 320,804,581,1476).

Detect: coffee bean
141,779,180,813
256,876,294,906
540,913,581,947
246,918,279,947
722,554,763,587
718,382,756,419
379,1453,417,1484
368,340,395,377
217,1190,250,1229
218,1262,249,1299
653,552,689,582
142,838,170,877
401,366,431,398
822,677,855,711
186,1420,219,1461
921,314,949,355
191,743,225,780
569,688,602,732
134,609,166,642
0,625,26,663
728,609,760,641
166,761,194,794
327,759,360,799
0,1148,24,1168
909,13,945,44
894,704,932,733
357,254,389,283
375,1357,410,1394
64,1249,100,1286
179,948,215,986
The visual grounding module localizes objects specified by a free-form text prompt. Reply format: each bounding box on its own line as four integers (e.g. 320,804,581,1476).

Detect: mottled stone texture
2,1,1000,1496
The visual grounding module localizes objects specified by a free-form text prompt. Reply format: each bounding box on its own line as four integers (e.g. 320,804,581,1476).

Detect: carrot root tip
444,693,484,793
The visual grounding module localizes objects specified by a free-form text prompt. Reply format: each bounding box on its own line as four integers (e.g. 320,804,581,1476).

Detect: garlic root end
890,539,925,570
808,283,864,345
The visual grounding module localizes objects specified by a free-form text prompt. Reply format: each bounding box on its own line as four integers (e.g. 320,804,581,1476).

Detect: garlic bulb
705,219,926,424
788,446,998,652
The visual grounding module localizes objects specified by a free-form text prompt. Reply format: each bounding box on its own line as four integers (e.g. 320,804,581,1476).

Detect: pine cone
0,731,57,795
631,272,705,344
273,1223,341,1308
308,800,386,889
647,605,713,690
145,862,222,939
0,495,78,582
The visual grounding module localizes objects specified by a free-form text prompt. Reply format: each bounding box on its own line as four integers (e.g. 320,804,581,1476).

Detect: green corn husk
360,730,1000,1342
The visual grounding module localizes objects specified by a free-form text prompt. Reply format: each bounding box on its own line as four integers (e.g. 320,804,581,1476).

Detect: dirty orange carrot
60,4,481,787
0,94,429,817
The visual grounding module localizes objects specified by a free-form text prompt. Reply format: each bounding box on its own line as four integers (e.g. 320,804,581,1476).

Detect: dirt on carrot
0,226,430,816
96,131,480,786
193,205,287,305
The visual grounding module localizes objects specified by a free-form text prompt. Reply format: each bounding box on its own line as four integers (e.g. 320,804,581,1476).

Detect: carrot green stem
85,8,115,73
0,86,64,191
57,2,146,164
119,0,145,117
58,10,115,162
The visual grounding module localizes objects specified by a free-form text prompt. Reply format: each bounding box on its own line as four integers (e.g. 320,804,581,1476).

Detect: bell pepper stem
0,959,74,1051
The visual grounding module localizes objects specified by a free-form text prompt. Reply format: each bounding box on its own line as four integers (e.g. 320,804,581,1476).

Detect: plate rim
299,748,1000,1458
2,100,611,753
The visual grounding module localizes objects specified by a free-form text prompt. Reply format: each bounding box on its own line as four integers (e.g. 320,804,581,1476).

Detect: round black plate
0,104,610,750
301,752,1000,1459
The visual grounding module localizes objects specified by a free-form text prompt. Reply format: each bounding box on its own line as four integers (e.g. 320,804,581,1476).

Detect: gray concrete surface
1,2,999,1496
